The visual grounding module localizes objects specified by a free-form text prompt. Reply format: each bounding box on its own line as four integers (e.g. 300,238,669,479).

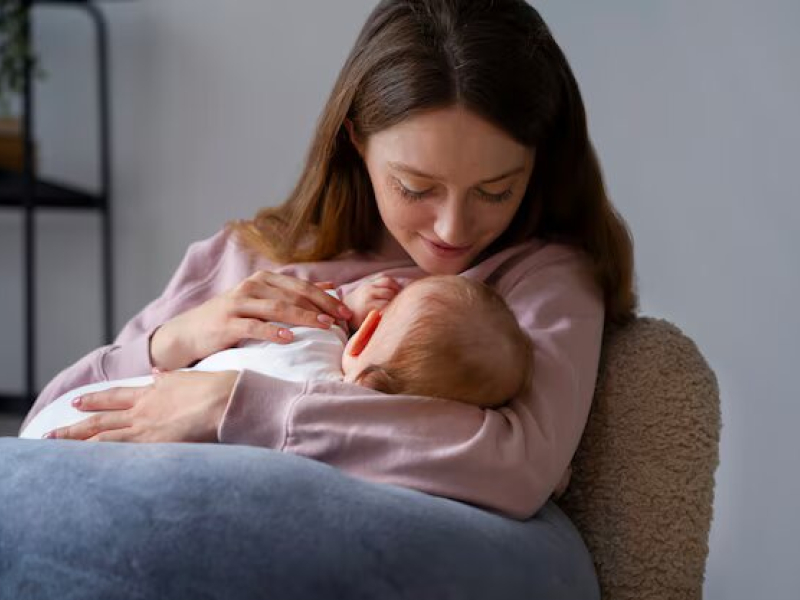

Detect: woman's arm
218,245,605,519
20,230,233,433
24,228,354,440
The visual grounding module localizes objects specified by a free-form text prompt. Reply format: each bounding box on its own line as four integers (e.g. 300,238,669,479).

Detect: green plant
0,0,39,117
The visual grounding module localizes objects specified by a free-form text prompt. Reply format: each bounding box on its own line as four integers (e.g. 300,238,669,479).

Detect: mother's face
348,105,535,275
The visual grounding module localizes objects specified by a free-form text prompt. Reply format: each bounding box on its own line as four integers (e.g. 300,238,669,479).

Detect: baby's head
341,275,533,408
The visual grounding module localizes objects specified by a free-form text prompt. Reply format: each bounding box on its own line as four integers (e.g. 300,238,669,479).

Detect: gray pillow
0,439,599,600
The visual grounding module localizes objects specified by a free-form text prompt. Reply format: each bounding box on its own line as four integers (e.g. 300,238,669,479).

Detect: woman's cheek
373,191,399,232
378,195,423,234
482,199,524,240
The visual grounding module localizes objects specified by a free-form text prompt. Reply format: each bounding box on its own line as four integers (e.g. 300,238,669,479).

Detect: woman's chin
411,252,471,276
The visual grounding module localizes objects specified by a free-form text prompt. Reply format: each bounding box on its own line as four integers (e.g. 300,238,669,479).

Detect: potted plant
0,0,40,172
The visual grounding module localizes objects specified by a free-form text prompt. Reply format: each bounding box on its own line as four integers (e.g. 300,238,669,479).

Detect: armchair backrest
559,317,721,600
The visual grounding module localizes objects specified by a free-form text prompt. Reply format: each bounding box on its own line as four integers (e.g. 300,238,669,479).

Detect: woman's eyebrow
388,161,526,184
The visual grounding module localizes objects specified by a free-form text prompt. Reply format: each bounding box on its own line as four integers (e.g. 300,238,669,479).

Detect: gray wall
1,2,796,597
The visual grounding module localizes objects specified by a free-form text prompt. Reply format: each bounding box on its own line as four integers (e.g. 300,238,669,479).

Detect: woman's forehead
365,106,534,185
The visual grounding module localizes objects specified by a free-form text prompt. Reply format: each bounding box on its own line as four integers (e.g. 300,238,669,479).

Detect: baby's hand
344,274,402,329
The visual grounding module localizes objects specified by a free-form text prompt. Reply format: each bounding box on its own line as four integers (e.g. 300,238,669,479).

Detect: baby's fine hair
356,275,534,408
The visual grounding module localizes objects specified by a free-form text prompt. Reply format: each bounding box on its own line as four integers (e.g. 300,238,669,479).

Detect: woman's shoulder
177,227,240,278
184,227,235,261
165,226,269,297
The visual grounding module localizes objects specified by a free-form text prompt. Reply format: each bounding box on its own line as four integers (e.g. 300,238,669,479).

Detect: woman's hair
228,0,637,325
354,276,533,407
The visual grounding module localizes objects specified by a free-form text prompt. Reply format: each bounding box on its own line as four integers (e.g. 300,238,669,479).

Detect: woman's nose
433,198,473,246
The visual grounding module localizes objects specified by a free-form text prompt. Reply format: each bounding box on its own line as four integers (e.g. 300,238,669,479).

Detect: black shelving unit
0,0,114,415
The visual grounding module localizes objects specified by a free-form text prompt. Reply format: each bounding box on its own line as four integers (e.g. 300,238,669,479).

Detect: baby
341,274,534,405
20,275,533,439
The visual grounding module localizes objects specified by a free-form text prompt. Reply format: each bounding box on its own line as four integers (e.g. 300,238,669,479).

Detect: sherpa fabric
559,317,721,600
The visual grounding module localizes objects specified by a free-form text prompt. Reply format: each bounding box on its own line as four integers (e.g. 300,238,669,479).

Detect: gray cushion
0,439,599,600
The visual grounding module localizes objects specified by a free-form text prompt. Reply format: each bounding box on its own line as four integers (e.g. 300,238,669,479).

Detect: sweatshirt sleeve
217,246,605,519
19,230,231,433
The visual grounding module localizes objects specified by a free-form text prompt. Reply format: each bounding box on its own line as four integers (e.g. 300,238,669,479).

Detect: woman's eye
391,178,513,203
477,188,514,203
393,180,431,201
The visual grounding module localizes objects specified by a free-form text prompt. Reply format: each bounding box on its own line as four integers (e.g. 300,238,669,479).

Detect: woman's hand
42,370,239,443
151,271,354,370
344,274,402,329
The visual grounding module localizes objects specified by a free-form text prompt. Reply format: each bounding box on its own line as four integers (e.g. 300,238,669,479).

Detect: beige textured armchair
559,317,721,600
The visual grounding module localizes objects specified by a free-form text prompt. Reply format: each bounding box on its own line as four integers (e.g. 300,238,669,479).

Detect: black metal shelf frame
1,0,114,413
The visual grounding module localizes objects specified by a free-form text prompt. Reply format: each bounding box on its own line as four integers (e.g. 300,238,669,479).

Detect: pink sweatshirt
21,228,605,519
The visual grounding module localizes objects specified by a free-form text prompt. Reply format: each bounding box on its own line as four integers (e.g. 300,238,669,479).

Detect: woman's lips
421,236,473,259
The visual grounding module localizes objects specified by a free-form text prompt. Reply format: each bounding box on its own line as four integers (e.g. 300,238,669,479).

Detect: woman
22,0,635,523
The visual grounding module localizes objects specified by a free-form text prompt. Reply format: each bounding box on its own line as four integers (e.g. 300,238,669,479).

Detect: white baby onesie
19,324,347,440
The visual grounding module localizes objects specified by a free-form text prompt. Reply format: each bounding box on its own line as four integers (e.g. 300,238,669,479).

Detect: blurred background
0,1,797,598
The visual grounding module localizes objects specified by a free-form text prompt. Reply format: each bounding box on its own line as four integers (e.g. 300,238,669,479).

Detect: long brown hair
228,0,638,325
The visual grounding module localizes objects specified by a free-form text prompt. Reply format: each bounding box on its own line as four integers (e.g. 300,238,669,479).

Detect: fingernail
278,328,293,340
42,431,56,439
317,314,335,326
71,396,82,408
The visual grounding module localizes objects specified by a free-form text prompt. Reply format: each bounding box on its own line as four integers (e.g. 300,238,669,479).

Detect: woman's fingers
88,428,136,443
45,386,147,439
72,386,143,411
233,279,318,313
233,318,296,344
232,298,336,331
44,410,131,441
248,271,352,320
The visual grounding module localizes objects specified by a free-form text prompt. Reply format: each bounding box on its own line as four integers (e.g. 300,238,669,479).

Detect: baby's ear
348,310,382,357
